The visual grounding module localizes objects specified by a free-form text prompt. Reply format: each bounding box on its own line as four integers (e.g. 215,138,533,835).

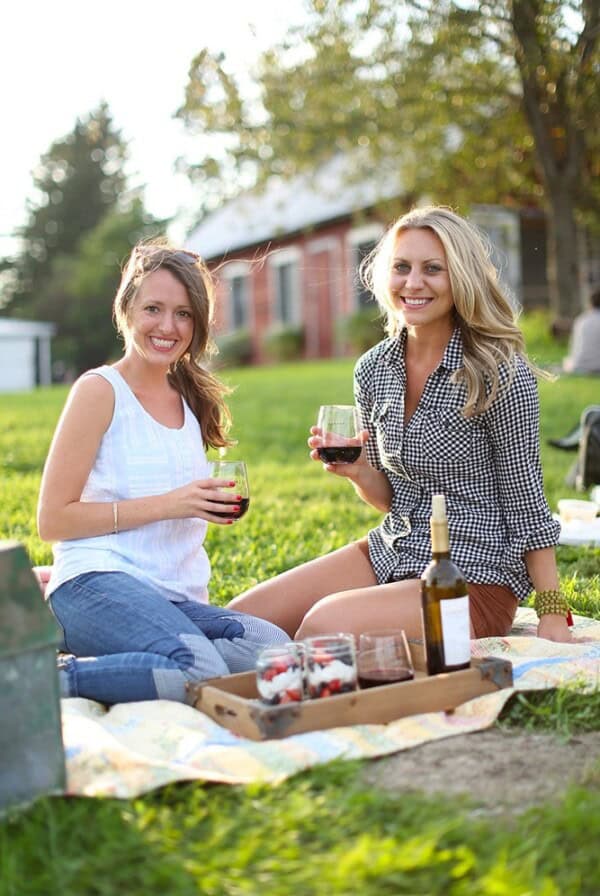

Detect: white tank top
46,365,211,603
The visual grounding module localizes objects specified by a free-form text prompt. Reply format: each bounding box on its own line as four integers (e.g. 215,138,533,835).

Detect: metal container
0,541,65,811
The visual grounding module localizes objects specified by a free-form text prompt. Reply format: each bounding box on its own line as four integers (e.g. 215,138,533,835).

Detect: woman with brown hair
38,240,287,704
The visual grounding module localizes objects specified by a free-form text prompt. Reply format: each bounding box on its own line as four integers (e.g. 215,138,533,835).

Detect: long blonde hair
113,239,232,448
361,206,546,416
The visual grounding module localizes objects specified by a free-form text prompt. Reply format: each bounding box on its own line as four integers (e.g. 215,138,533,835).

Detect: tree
177,0,600,318
1,103,165,374
509,0,599,318
2,102,129,319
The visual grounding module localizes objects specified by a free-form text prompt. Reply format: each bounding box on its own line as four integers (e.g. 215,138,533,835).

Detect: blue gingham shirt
354,328,560,600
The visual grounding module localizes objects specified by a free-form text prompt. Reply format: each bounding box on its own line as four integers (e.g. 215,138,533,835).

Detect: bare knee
295,579,423,641
295,594,345,640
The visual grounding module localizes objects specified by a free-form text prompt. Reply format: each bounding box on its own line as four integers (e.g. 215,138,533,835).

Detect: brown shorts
356,538,519,639
467,583,519,638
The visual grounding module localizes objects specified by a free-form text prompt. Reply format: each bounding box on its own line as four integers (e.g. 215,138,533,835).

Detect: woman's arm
485,362,570,641
307,427,393,513
37,375,235,542
350,456,394,512
38,375,119,540
525,547,573,642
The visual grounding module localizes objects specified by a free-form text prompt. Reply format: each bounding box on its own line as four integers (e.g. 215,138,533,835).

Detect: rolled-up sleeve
485,360,560,564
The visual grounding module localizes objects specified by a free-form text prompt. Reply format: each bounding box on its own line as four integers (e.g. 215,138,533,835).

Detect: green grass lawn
1,314,600,895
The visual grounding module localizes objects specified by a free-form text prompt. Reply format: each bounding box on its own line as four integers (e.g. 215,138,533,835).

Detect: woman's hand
163,476,243,524
525,550,573,644
308,426,392,512
308,426,370,481
536,614,573,642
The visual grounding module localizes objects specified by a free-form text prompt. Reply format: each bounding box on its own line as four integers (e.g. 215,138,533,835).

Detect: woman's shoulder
483,353,538,419
81,364,123,386
354,336,397,377
58,368,115,433
70,366,116,396
504,353,537,388
64,367,115,404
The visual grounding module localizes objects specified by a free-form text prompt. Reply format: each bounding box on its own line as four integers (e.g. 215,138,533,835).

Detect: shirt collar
440,327,464,372
381,326,464,372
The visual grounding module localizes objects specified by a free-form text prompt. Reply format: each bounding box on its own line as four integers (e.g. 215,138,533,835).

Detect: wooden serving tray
187,640,513,741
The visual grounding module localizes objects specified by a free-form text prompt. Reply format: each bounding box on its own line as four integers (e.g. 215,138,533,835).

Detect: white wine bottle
420,494,471,675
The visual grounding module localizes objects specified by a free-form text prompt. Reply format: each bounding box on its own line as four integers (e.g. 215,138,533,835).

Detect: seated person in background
37,240,288,705
562,288,600,375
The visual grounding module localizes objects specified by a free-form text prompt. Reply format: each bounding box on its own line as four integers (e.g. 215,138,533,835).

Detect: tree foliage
1,103,165,373
4,103,128,310
177,0,600,317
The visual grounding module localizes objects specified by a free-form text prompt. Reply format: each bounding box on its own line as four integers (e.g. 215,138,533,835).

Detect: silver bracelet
112,501,119,535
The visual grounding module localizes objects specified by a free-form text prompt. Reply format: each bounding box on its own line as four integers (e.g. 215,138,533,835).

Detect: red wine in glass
358,667,414,689
357,631,414,689
208,497,250,519
208,460,250,521
316,405,361,465
317,446,362,464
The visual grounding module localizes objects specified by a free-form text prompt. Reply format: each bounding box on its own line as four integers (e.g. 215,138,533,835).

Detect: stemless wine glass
208,460,250,520
357,629,414,689
316,405,362,464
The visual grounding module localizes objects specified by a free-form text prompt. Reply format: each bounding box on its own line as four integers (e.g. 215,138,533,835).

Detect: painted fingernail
236,495,243,501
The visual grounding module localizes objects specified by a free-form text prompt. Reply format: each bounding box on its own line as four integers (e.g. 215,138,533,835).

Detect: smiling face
124,267,194,366
388,228,455,335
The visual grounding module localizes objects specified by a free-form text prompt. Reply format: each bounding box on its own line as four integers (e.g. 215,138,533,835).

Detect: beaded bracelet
534,589,570,618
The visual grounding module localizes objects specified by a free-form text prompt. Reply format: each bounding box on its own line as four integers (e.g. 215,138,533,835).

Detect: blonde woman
229,207,572,644
38,241,287,704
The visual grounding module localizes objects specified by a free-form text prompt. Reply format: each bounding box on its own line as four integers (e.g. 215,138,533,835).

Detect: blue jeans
48,571,288,704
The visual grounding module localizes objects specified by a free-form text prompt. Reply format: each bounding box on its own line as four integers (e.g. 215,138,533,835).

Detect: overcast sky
1,0,306,257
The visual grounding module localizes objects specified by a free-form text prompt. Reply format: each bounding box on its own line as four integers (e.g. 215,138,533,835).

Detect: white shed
0,318,55,393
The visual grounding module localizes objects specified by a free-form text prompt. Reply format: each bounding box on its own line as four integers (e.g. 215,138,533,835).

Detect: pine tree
1,103,166,373
3,102,128,319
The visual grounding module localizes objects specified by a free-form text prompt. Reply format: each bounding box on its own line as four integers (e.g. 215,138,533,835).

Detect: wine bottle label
440,595,470,666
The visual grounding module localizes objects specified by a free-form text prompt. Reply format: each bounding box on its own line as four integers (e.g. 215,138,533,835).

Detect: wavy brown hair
361,206,550,416
113,238,232,448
